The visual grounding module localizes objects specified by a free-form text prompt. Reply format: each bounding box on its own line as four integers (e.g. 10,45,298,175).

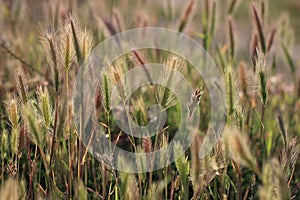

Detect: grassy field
0,0,299,199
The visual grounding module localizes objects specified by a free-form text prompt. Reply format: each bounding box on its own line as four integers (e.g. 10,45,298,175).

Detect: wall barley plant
0,0,299,199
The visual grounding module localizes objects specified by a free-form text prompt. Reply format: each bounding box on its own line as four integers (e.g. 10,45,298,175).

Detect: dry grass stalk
252,4,266,54
178,0,194,32
251,33,259,71
239,62,248,99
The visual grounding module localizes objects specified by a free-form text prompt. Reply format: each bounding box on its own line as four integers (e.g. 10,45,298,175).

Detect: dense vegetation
0,0,299,199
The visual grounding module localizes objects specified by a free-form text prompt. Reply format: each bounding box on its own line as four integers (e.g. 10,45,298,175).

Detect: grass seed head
238,62,248,99
16,70,28,104
178,0,194,32
60,24,74,70
69,15,83,65
228,17,235,60
252,4,266,54
225,68,237,116
142,137,152,153
6,98,19,130
37,86,51,127
224,126,257,171
42,26,61,93
251,33,258,71
267,28,276,53
10,128,19,155
81,27,94,62
1,129,9,159
113,9,123,32
190,134,205,195
23,105,43,147
255,51,269,106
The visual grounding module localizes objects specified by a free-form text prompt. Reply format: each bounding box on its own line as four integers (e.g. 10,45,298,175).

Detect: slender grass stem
50,95,58,168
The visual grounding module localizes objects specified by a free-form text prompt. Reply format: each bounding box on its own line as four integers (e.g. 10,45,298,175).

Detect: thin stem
260,105,266,161
102,166,107,199
238,164,242,200
50,95,58,169
0,40,43,75
1,158,4,181
164,167,168,199
65,69,73,198
122,99,137,152
107,111,112,154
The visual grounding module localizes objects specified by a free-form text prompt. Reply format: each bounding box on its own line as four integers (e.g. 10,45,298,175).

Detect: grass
0,0,299,199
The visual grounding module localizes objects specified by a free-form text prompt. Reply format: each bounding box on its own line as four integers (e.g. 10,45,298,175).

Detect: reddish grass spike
252,4,266,54
261,1,265,22
113,9,122,32
267,28,276,53
239,62,248,98
185,0,195,21
178,0,194,32
132,50,153,85
102,18,118,36
228,17,235,60
142,137,152,153
132,50,145,65
251,33,258,71
95,85,102,110
281,42,296,74
297,76,300,98
17,72,28,104
228,0,237,14
188,88,203,117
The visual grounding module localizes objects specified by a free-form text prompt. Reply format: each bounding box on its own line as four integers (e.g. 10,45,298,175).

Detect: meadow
0,0,299,199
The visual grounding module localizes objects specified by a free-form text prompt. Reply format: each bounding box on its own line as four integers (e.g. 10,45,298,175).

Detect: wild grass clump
0,0,299,199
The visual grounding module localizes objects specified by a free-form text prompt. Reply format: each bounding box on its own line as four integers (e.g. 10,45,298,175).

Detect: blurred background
1,0,299,65
1,0,299,101
0,0,299,100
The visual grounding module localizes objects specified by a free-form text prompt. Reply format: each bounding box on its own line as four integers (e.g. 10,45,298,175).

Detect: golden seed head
16,70,28,104
37,86,51,127
6,98,19,130
223,126,257,169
